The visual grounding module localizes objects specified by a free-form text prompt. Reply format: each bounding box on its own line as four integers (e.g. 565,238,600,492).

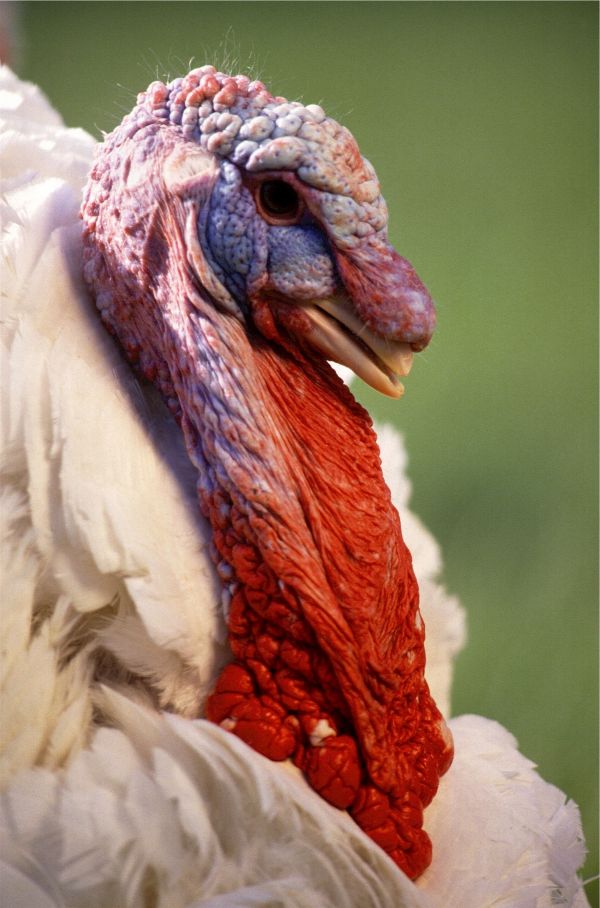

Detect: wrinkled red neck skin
176,305,451,879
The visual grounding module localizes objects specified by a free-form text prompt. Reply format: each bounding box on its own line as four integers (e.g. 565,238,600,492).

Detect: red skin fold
200,345,453,880
81,81,453,881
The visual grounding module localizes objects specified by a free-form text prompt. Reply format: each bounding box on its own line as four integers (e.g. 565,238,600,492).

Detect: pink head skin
136,67,436,368
81,67,451,879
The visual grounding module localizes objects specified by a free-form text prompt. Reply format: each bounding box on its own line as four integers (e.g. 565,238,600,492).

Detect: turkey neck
162,297,425,792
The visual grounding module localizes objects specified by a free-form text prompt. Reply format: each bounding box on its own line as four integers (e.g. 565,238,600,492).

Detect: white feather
1,64,228,722
0,65,590,907
420,715,588,907
1,689,426,908
376,421,466,717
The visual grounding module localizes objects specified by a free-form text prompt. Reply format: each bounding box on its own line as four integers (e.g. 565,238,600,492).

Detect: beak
301,293,414,398
252,235,435,399
334,236,436,353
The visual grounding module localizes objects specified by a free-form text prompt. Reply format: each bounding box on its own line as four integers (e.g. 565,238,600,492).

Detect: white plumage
0,66,590,907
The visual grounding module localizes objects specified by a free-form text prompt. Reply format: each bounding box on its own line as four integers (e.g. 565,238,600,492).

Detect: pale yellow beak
302,293,414,398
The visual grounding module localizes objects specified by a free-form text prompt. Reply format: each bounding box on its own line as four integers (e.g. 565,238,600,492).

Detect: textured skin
81,67,452,879
140,66,436,347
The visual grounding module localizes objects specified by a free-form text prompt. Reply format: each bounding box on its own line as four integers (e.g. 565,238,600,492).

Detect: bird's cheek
257,225,338,302
202,173,268,306
243,216,269,299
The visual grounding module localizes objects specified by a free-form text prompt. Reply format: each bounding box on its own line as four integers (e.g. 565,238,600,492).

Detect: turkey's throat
176,317,423,765
167,315,452,880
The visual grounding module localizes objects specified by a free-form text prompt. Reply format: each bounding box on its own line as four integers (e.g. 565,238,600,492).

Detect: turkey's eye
257,180,301,223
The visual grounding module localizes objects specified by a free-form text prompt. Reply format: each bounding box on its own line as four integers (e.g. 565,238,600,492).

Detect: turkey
0,65,590,907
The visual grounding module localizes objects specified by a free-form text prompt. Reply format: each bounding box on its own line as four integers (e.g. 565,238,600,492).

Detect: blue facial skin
204,161,337,311
266,225,337,300
204,162,266,304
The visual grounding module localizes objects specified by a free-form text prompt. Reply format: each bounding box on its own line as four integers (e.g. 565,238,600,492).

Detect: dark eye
257,180,301,223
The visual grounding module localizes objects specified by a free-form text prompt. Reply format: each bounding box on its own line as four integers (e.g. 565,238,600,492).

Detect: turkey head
81,66,452,880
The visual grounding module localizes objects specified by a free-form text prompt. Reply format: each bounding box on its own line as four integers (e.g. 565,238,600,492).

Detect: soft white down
0,67,590,908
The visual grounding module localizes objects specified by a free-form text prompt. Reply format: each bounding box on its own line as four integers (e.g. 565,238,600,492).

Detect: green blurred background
6,1,597,899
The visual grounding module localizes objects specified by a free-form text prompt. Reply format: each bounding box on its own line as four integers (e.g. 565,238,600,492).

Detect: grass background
6,1,598,900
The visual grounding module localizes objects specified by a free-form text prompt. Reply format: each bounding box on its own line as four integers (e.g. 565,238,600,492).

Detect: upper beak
334,235,436,353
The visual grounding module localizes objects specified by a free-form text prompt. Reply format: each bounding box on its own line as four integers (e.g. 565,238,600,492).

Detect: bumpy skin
81,66,452,879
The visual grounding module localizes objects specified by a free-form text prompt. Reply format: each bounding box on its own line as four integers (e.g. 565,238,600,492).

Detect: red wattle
203,350,453,880
302,735,362,809
207,663,299,762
